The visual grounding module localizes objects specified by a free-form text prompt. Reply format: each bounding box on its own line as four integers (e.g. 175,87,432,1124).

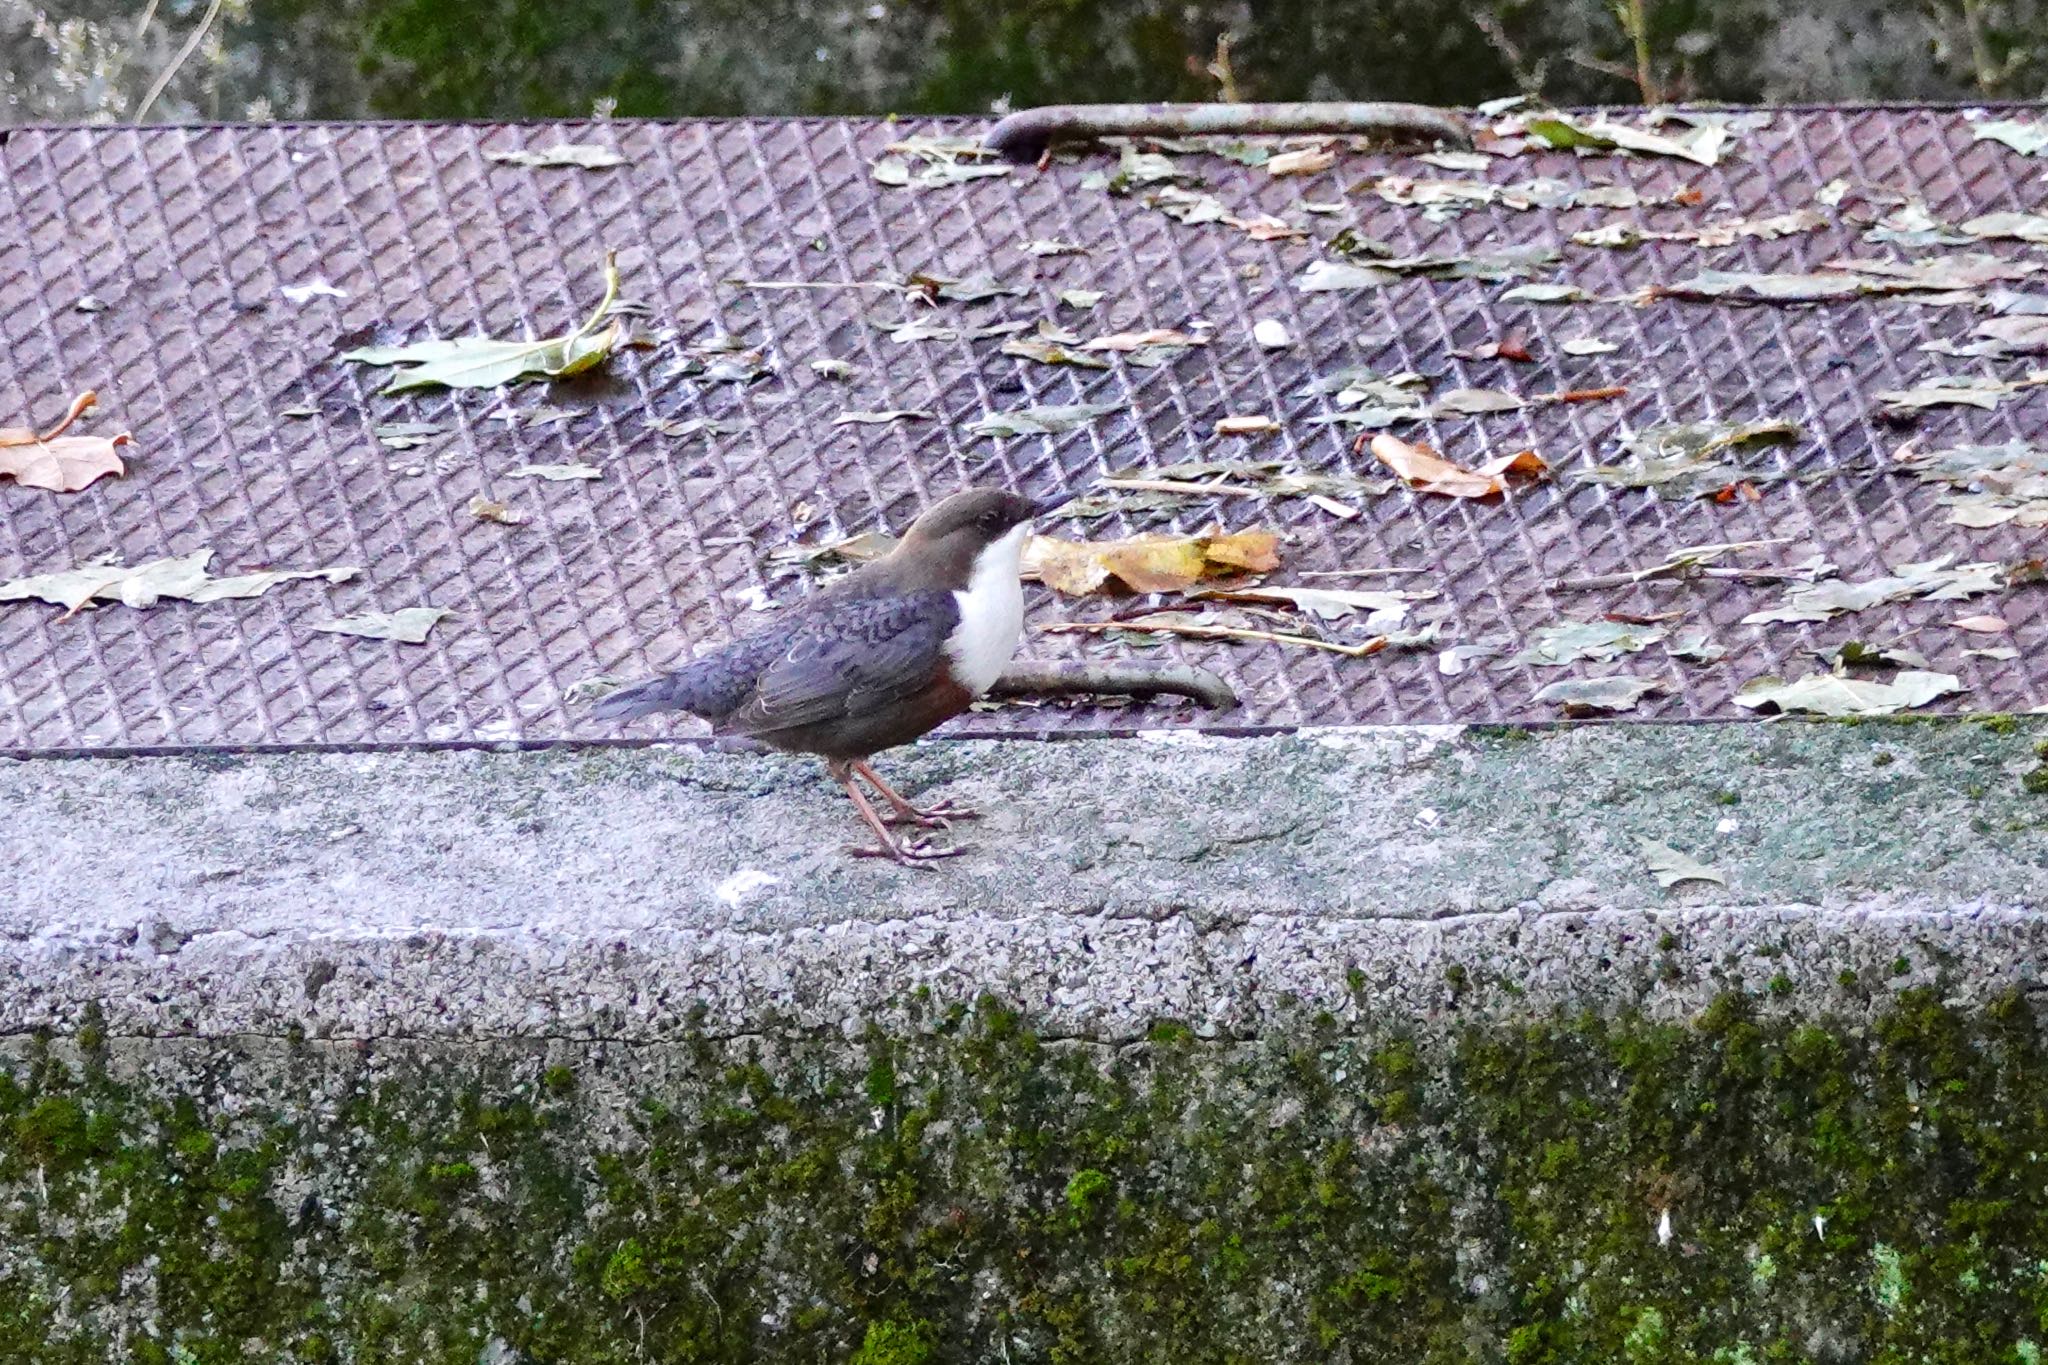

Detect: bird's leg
853,760,981,828
830,760,967,866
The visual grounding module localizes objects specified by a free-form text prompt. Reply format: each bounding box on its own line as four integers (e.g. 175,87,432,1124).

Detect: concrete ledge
4,719,2046,1039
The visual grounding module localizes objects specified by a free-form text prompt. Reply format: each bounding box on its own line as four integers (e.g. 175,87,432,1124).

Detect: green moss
1623,1305,1667,1360
851,1317,938,1365
1979,714,2020,736
3,987,2047,1362
2022,766,2048,796
1064,1167,1112,1215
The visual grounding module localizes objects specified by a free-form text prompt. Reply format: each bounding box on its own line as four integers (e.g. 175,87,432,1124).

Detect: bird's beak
1030,490,1073,520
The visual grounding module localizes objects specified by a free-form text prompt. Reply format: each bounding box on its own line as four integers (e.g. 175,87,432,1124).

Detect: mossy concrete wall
3,718,2047,1361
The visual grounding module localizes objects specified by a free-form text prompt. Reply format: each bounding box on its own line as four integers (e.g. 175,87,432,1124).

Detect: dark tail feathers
588,672,696,724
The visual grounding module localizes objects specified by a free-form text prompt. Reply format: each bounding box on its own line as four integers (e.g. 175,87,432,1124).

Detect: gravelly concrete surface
4,719,2044,1040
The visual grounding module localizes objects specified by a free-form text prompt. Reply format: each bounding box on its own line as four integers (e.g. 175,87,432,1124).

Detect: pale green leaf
966,402,1122,439
908,270,1028,303
1668,632,1726,664
484,143,626,169
1301,247,1556,291
506,463,604,481
1524,112,1729,165
1432,387,1525,415
1204,585,1433,624
648,416,741,439
1534,675,1664,713
1509,619,1666,667
1000,337,1113,369
1636,837,1726,887
1875,373,2043,413
879,317,1033,344
1742,556,2003,624
872,157,1010,189
1733,671,1962,717
312,607,451,644
0,549,356,613
1972,118,2048,156
343,254,623,393
373,421,443,450
1500,283,1588,303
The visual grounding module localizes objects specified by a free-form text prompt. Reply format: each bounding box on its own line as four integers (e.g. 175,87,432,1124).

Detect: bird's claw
847,836,970,867
877,799,981,830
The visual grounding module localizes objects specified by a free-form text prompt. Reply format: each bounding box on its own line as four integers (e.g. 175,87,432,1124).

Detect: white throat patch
944,521,1030,696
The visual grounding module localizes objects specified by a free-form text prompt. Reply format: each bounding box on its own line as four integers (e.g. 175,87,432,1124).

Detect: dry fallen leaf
1734,670,1961,717
830,409,934,426
507,463,604,481
1267,146,1336,177
1951,614,2008,633
1741,556,2002,624
1509,619,1666,667
1023,529,1280,596
1079,329,1209,353
1535,676,1666,715
768,530,899,573
1894,441,2048,527
312,607,451,644
1636,837,1726,887
1369,434,1546,498
966,402,1123,439
0,391,131,493
1200,584,1433,628
1215,415,1281,437
1523,110,1738,165
467,493,527,525
484,143,626,169
343,254,624,393
0,549,356,614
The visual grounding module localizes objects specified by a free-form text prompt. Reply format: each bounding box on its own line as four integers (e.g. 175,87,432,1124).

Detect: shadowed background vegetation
6,0,2048,125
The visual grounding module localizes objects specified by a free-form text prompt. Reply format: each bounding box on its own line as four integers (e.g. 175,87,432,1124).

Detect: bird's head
893,486,1063,589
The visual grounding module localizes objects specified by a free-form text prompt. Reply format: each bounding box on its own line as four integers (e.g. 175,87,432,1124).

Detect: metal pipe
982,101,1471,161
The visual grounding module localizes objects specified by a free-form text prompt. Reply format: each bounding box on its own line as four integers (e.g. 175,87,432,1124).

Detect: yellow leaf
1369,433,1546,499
1202,530,1282,574
0,391,130,493
1023,529,1280,596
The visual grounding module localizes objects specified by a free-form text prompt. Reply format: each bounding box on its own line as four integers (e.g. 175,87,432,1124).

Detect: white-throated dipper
590,487,1057,866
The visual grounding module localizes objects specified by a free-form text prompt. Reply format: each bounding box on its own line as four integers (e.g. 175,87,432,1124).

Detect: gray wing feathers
725,590,958,736
588,590,958,732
